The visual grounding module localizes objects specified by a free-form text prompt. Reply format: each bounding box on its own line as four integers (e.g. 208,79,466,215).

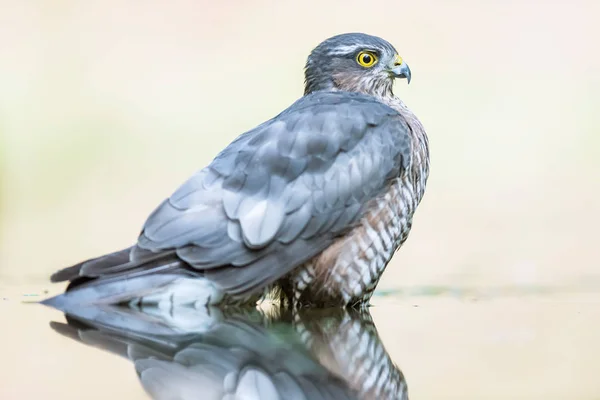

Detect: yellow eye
356,51,378,68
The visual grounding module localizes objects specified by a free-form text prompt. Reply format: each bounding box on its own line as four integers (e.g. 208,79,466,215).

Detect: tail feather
41,271,191,311
49,245,182,293
80,249,178,278
42,245,221,310
50,247,133,283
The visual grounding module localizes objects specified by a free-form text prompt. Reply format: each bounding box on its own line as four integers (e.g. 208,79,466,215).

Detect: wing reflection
49,305,407,400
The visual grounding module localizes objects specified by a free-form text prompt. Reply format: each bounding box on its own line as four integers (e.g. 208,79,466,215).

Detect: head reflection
50,305,407,400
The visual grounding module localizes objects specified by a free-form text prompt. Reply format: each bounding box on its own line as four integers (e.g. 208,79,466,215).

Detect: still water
1,284,599,399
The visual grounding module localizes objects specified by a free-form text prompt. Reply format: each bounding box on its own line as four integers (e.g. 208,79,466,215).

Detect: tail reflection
49,306,407,400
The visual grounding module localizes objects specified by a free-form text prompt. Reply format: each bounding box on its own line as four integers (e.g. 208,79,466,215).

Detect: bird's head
304,32,411,97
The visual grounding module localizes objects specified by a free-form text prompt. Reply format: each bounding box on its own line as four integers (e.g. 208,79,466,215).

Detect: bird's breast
287,175,420,306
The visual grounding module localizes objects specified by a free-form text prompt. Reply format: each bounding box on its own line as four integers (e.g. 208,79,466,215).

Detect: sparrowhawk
43,32,430,310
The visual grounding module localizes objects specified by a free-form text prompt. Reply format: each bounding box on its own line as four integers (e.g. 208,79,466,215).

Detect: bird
42,32,430,311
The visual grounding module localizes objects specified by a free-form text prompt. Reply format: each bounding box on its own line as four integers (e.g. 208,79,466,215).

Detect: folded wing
53,91,412,300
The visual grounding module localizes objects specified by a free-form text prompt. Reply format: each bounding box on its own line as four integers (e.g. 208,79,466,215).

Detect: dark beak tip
390,63,411,84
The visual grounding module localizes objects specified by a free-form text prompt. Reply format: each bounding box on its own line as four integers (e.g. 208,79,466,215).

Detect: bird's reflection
49,305,407,400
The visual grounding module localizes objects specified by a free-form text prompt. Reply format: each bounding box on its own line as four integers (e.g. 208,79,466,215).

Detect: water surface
2,284,599,399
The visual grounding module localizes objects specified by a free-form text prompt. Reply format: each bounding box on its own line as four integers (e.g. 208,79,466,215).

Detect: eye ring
356,51,378,68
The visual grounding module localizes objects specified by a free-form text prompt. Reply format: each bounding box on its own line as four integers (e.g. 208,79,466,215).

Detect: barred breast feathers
286,95,430,307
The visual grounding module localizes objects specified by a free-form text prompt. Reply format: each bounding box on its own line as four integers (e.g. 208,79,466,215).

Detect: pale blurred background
1,0,599,399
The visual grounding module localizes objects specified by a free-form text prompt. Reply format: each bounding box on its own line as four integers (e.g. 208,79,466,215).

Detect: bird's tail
41,246,224,312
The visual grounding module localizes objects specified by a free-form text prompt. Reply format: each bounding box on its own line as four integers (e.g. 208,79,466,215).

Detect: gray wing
80,91,412,297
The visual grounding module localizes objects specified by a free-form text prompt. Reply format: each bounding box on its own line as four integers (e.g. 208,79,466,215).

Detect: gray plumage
42,32,429,310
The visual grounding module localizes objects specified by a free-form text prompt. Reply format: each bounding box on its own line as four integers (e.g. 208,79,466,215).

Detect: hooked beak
389,54,411,84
